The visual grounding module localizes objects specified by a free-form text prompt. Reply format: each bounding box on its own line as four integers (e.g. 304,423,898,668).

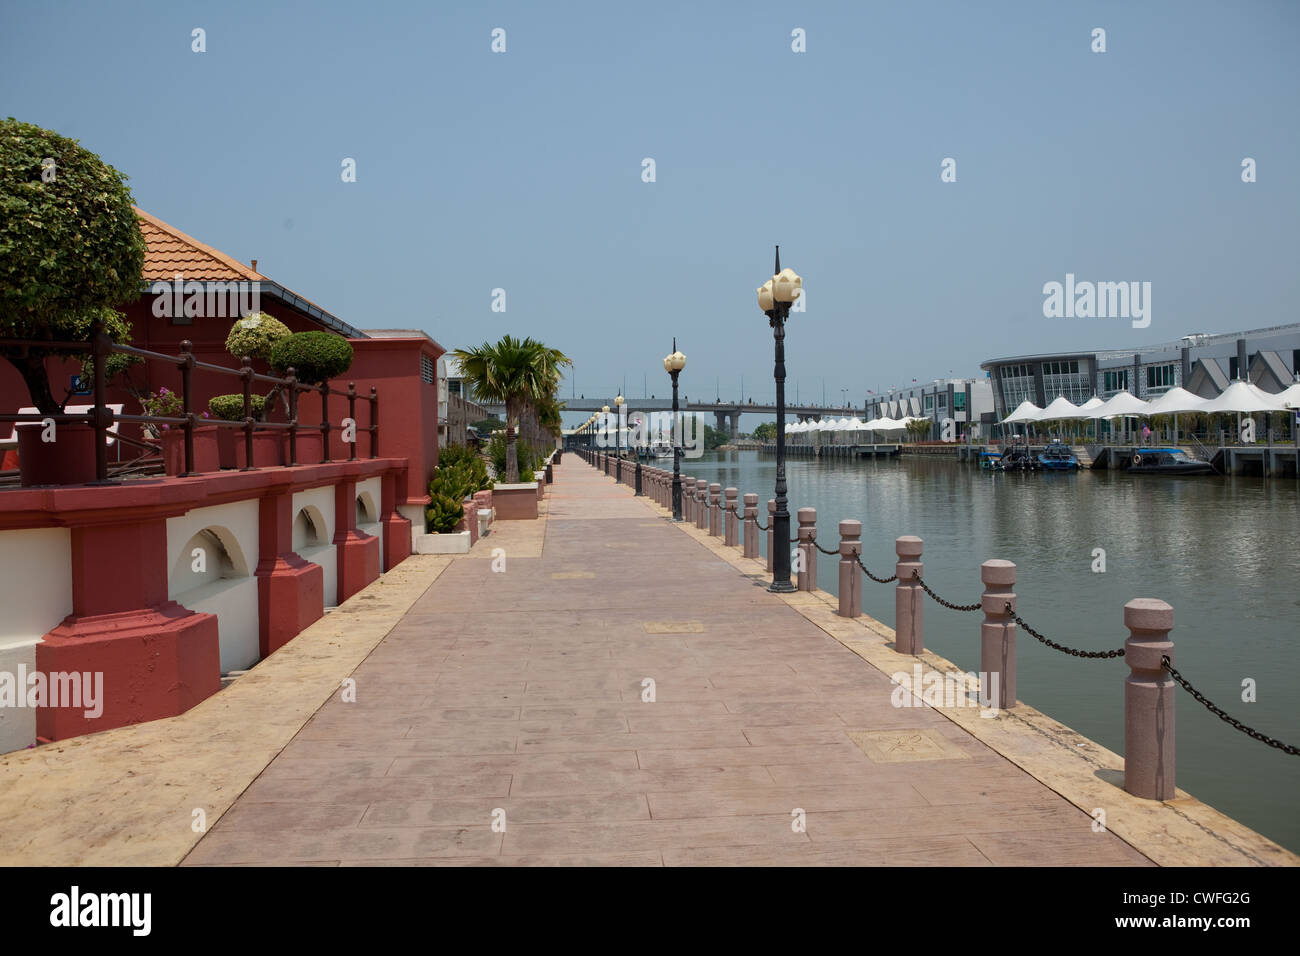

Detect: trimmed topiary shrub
225,312,290,363
208,393,267,421
424,494,464,533
269,330,353,385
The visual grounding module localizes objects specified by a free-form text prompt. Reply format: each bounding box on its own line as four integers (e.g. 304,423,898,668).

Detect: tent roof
1001,400,1044,423
1143,387,1208,415
1095,390,1151,418
1197,380,1292,414
1040,395,1083,419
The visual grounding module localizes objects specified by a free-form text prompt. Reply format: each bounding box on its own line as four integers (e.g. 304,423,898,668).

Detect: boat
979,451,1003,471
1000,444,1037,472
1036,441,1080,471
650,439,674,459
1127,448,1214,475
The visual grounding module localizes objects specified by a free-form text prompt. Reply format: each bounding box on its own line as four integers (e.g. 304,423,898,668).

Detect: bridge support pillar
729,411,740,439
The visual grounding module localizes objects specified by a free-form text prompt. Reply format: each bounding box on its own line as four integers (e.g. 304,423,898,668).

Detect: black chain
810,537,840,556
1162,656,1300,755
911,570,981,611
1005,602,1126,659
753,517,769,531
856,554,897,584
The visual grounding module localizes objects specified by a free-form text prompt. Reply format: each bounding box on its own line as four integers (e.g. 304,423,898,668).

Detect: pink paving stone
187,460,1154,867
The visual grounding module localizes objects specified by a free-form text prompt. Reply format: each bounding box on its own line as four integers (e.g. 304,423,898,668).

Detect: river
673,448,1300,853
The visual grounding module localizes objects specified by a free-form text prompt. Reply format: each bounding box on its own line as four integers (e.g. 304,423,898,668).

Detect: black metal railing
1,320,378,483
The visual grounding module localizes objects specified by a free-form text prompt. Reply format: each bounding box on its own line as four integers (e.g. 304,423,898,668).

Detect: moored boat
1127,448,1214,475
1037,441,1080,470
979,451,1003,471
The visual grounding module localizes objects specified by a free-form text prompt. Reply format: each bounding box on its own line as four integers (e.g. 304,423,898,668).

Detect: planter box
217,428,285,469
288,430,325,466
16,422,98,486
477,509,493,537
493,482,539,520
413,531,471,554
162,425,222,476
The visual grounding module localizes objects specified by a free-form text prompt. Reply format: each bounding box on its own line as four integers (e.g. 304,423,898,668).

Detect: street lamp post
614,394,625,484
664,340,687,521
757,246,802,593
601,404,610,474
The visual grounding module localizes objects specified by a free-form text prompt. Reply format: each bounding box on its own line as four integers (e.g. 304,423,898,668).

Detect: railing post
90,314,109,483
1123,598,1176,800
695,480,708,529
347,381,358,461
723,487,739,546
241,356,255,471
369,386,379,458
743,493,758,558
980,559,1017,711
708,483,722,536
286,369,299,466
796,507,816,591
179,340,195,477
838,520,862,618
320,383,331,463
895,536,924,653
766,499,776,571
680,475,691,521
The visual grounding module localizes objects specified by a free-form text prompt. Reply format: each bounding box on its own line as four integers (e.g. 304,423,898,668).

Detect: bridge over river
482,398,860,437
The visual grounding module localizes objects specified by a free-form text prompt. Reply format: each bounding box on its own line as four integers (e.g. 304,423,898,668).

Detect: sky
3,0,1297,427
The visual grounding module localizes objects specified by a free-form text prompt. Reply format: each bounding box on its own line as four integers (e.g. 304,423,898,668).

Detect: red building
0,210,441,752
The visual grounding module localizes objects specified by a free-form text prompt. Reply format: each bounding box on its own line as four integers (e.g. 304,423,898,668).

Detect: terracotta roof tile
135,207,262,282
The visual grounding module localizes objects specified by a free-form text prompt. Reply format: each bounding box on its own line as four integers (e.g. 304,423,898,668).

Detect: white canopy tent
1276,382,1300,409
1001,401,1044,424
1196,381,1291,414
1143,387,1207,415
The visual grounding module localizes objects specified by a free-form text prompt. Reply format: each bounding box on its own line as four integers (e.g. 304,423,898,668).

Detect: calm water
678,449,1300,852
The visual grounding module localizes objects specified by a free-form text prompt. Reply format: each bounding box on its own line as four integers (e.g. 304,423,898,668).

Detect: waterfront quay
3,457,1291,866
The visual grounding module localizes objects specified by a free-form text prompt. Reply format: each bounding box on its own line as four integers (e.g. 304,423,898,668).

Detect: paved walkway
183,460,1155,866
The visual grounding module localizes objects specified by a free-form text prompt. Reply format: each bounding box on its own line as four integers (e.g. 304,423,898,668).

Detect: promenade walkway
182,461,1154,866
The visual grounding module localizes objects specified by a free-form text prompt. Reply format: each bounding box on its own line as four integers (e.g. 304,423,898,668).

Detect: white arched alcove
292,486,337,608
166,500,260,674
356,476,383,561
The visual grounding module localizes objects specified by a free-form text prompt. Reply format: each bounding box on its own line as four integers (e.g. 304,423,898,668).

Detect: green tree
0,119,146,414
453,336,572,482
751,421,777,442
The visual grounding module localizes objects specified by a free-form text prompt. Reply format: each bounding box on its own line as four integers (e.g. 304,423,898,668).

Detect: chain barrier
855,554,897,584
1162,656,1299,756
911,569,981,611
1004,602,1125,659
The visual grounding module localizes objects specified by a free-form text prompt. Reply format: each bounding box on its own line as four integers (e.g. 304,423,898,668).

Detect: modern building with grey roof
979,323,1300,420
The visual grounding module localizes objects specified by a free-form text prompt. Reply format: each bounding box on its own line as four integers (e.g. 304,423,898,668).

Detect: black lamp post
664,339,687,521
757,246,802,593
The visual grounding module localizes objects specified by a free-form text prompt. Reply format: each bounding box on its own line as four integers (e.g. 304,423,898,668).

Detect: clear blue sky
3,0,1297,424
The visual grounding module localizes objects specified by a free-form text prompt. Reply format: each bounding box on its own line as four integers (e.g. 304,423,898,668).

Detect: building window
924,394,934,411
1102,369,1129,395
1145,363,1176,394
999,363,1035,413
421,354,435,384
1229,356,1239,380
1042,359,1090,403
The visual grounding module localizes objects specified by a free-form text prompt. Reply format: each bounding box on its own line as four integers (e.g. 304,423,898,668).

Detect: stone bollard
838,520,862,618
681,476,692,521
743,493,758,557
980,560,1017,711
894,536,924,654
724,488,739,546
695,480,708,529
766,499,776,572
1123,598,1176,800
796,507,817,591
708,483,722,536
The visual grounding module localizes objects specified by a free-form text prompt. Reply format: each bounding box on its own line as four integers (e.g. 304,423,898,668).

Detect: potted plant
208,393,283,468
1,120,146,485
269,330,354,463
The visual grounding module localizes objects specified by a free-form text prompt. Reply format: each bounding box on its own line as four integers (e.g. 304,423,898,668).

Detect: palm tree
453,336,572,482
